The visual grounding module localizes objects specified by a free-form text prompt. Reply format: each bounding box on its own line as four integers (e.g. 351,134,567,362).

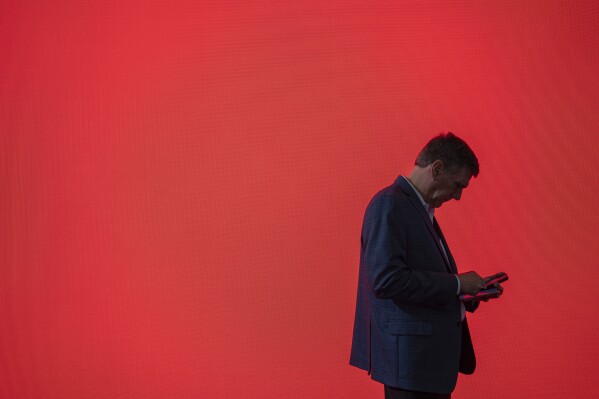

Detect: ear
431,160,444,179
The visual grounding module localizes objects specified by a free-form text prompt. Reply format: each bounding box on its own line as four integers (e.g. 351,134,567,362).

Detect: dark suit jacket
350,176,476,394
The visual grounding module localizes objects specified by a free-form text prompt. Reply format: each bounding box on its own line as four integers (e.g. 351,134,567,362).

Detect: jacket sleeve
362,195,459,306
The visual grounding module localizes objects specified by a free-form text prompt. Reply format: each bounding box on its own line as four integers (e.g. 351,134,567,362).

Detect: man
350,133,497,398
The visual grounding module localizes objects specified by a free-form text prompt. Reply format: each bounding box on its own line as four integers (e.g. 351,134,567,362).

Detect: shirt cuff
454,274,460,295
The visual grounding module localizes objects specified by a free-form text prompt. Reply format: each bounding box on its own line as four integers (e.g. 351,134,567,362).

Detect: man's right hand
458,271,485,295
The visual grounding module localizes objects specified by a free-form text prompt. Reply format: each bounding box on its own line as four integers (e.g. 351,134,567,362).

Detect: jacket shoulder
365,182,411,214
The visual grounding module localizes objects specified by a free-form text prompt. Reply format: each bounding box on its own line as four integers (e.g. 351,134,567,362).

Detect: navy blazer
350,176,476,394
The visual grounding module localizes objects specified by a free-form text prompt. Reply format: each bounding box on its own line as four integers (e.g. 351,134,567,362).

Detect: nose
453,188,463,201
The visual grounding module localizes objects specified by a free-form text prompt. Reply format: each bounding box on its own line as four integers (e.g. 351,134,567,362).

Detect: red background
2,1,598,398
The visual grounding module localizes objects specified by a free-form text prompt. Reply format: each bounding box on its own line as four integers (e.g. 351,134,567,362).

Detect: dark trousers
384,385,451,399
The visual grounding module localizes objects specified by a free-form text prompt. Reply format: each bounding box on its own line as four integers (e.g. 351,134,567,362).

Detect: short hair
415,132,479,177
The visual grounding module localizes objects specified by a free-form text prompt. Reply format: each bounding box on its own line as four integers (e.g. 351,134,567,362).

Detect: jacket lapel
433,218,458,274
395,176,454,273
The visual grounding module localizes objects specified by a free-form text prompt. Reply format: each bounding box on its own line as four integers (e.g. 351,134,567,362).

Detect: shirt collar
401,176,435,222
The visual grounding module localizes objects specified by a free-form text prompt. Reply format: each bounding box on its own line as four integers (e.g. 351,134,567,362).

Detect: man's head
409,132,479,208
415,132,479,177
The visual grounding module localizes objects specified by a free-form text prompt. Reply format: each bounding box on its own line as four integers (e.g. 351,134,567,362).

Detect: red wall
2,1,598,398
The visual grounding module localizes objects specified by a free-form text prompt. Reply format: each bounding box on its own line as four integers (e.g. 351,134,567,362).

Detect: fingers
474,278,488,295
473,279,484,295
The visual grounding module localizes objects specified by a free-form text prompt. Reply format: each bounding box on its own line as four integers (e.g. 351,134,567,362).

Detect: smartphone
483,272,508,288
460,287,501,302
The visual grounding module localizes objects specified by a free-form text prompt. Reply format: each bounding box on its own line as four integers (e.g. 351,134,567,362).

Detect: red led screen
2,1,598,398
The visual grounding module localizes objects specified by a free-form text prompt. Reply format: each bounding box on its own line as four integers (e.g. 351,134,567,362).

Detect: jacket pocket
387,321,432,336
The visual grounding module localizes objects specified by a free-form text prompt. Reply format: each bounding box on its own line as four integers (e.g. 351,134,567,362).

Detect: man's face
429,165,473,208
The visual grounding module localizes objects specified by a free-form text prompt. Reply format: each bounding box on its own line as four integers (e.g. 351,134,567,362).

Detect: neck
407,168,432,205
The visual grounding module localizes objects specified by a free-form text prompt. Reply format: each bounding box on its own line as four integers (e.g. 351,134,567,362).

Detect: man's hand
457,271,485,295
483,279,504,301
483,276,504,294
